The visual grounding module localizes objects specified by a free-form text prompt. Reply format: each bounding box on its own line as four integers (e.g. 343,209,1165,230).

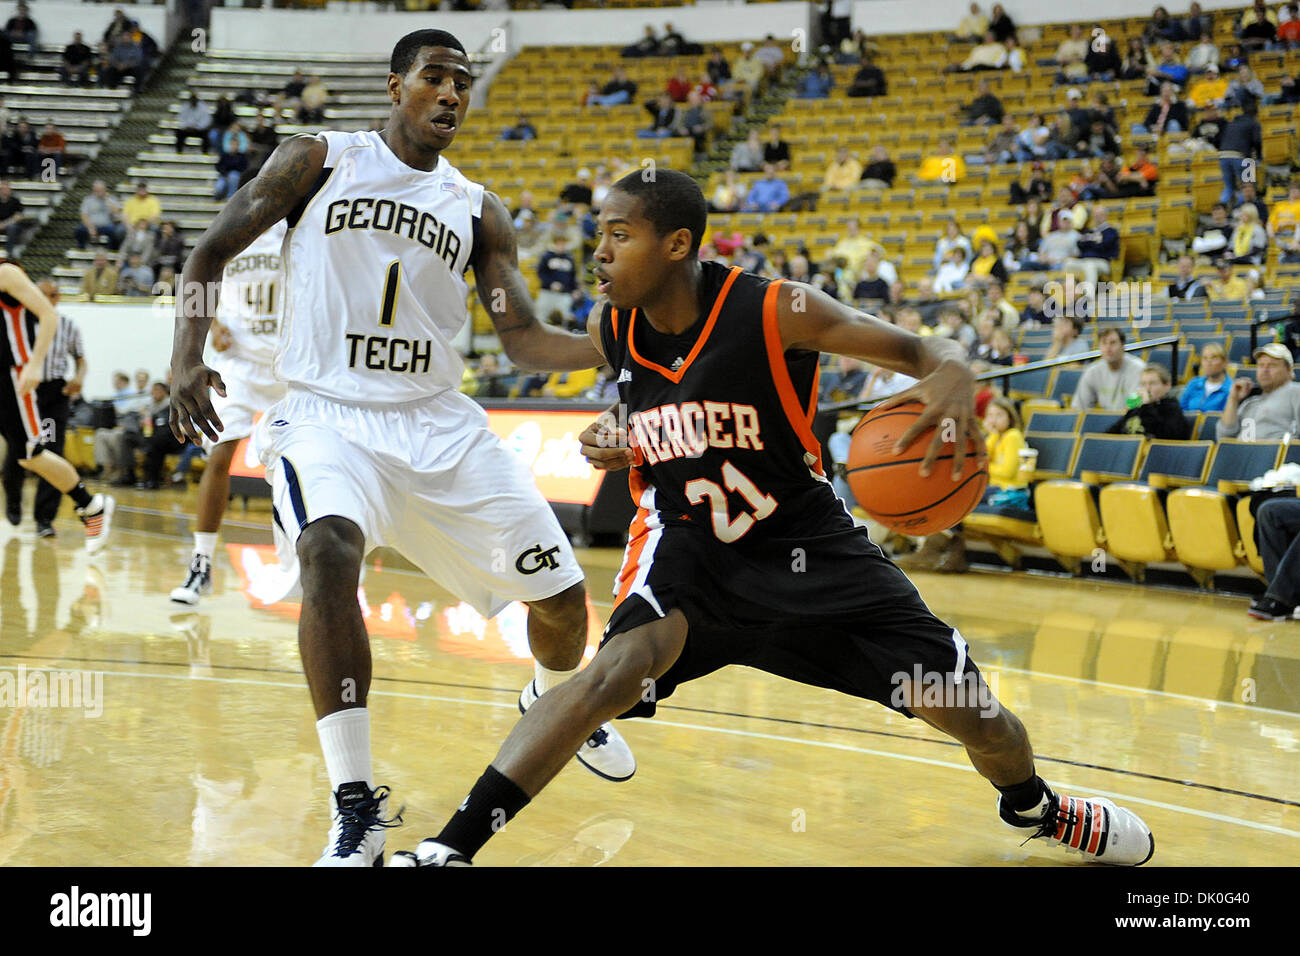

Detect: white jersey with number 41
275,129,486,404
216,217,288,369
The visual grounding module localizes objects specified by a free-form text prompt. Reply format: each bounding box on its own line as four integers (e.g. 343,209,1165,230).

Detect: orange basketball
847,401,989,535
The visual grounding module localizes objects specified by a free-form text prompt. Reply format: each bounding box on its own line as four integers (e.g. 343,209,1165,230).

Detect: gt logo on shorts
516,544,561,574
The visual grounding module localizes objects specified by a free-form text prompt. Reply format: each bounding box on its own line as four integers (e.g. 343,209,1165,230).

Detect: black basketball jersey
0,289,37,369
599,261,848,545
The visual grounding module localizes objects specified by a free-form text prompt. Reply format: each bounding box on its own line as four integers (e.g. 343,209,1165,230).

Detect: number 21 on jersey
684,460,777,543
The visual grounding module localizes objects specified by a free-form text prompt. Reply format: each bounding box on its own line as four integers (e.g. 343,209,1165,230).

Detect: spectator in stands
1145,41,1189,94
117,252,153,296
1225,64,1265,109
1016,287,1047,326
1144,5,1186,44
934,246,970,293
639,93,677,139
730,42,764,101
1106,364,1191,437
1227,203,1268,264
1206,257,1249,300
983,115,1018,165
622,25,660,59
1185,34,1219,76
847,55,887,97
5,3,35,50
822,146,862,192
245,112,278,181
933,219,971,269
665,68,692,104
1121,36,1155,81
118,382,184,490
706,47,731,86
679,91,710,152
1168,103,1225,158
61,31,92,86
1044,315,1090,360
949,31,1005,72
967,240,1009,288
0,180,23,252
796,63,834,99
1192,202,1233,255
1239,0,1279,49
858,145,896,188
659,22,696,57
962,79,1003,126
1110,143,1159,197
955,3,989,41
828,218,874,274
123,181,161,232
102,30,145,90
1219,99,1262,205
820,356,869,402
1186,63,1227,108
118,218,156,272
1075,327,1145,409
75,180,123,250
1077,116,1119,158
36,122,64,178
755,35,786,78
500,112,536,142
154,220,185,275
535,233,576,322
1053,24,1089,81
851,249,892,302
214,123,250,201
1168,254,1209,298
743,164,789,212
1085,24,1122,79
709,169,744,213
206,94,235,152
299,75,328,124
988,3,1016,42
1180,342,1230,411
730,129,763,172
763,126,791,170
1134,82,1188,137
1282,3,1300,45
1,120,35,179
692,72,718,103
1004,220,1047,272
1246,495,1300,619
589,67,637,106
1240,179,1268,222
81,251,118,300
103,9,134,47
1268,181,1300,238
918,137,965,183
559,168,594,208
279,68,307,114
1063,205,1119,286
1219,343,1300,439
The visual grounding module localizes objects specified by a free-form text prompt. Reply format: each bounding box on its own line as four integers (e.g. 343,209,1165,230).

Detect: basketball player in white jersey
171,218,290,605
169,28,634,866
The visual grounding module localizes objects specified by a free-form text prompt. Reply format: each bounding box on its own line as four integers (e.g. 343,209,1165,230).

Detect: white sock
534,661,578,694
194,532,218,561
316,708,372,793
1015,791,1052,820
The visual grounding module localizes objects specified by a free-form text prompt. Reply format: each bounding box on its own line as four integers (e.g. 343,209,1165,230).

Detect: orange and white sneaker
999,788,1154,865
78,494,114,555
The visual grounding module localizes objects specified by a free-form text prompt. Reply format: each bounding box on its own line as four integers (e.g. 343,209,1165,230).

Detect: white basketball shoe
314,782,401,867
999,788,1154,865
518,679,636,782
78,494,113,556
170,553,213,605
389,839,472,867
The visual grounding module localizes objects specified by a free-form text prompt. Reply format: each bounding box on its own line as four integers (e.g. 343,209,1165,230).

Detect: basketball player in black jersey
0,261,112,552
398,170,1155,867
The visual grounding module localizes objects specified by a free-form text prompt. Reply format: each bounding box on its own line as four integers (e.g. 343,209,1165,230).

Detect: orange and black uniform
0,290,50,460
598,261,978,718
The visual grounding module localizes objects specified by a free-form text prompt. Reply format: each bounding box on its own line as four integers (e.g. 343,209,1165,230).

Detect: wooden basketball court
1,487,1296,866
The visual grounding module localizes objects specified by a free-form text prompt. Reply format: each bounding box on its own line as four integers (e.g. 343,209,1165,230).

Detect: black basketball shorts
602,517,982,719
1,368,53,460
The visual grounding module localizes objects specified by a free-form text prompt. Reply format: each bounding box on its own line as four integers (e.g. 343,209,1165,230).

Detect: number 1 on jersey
379,260,401,327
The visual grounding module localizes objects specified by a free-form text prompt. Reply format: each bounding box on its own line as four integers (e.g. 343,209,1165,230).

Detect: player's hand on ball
170,362,227,444
580,411,637,471
875,358,980,480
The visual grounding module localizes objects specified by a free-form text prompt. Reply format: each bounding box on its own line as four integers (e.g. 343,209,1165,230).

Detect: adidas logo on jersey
671,356,685,371
617,369,633,383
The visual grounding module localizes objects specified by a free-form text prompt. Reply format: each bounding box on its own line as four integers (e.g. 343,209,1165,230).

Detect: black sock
436,765,530,859
996,774,1048,813
68,483,92,510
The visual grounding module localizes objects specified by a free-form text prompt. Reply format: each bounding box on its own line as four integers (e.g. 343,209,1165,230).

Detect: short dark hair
610,168,707,255
390,29,466,76
1099,326,1126,344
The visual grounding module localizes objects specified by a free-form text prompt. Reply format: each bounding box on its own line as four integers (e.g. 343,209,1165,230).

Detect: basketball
847,401,988,535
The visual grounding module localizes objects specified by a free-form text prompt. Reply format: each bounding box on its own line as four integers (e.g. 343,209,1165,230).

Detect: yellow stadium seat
1035,435,1144,573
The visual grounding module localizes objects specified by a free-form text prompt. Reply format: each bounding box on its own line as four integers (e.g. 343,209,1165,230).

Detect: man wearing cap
1218,343,1300,441
1187,62,1227,107
1207,258,1249,300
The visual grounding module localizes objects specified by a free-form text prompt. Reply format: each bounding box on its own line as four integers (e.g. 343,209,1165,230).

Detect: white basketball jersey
215,219,287,369
276,130,485,404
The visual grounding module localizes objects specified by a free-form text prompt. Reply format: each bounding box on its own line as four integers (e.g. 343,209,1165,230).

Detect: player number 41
685,460,777,543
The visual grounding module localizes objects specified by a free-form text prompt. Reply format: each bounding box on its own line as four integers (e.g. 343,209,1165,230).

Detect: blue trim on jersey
281,458,308,530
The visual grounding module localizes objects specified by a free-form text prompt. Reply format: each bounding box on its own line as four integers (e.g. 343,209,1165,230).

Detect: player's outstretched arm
777,281,979,478
170,134,326,443
0,263,59,396
472,191,604,372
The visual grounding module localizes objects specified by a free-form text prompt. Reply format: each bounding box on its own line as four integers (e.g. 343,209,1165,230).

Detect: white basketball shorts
254,386,584,616
206,355,286,450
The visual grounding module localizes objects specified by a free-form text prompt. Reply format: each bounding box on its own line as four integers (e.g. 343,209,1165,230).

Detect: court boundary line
5,664,1295,843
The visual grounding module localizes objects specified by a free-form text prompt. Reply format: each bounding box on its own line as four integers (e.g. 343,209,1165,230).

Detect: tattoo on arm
473,191,540,339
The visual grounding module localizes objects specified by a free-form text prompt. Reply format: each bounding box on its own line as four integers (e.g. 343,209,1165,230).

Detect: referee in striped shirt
2,281,86,537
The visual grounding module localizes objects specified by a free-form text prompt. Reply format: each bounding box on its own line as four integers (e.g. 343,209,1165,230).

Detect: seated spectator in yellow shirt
1186,63,1227,107
122,181,162,231
829,218,879,275
1206,258,1249,301
983,396,1028,491
822,146,863,191
918,138,966,182
1268,181,1300,237
541,366,598,398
